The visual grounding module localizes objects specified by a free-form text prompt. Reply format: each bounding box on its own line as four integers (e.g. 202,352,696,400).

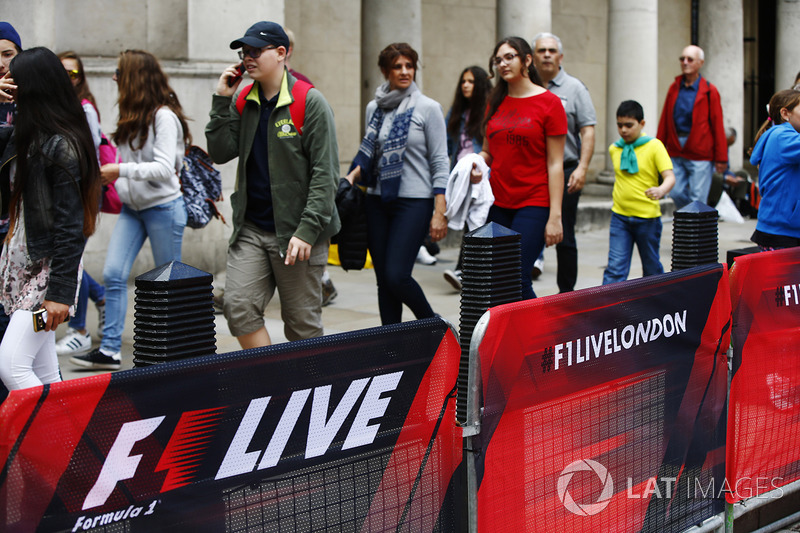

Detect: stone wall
3,0,764,271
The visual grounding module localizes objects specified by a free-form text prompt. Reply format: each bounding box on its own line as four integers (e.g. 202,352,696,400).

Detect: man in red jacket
657,45,727,210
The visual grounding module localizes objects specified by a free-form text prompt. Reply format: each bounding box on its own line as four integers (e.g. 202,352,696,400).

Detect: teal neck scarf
614,135,653,173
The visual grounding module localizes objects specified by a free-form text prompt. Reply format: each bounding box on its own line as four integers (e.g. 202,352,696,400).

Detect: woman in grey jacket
0,47,101,389
70,50,190,370
347,43,449,325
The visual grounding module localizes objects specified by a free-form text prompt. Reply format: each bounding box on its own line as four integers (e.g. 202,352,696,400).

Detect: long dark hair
57,50,98,118
483,37,543,133
113,50,191,150
447,66,491,143
9,47,101,238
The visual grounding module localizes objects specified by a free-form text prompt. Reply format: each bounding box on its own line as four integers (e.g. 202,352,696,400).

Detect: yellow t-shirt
608,136,673,219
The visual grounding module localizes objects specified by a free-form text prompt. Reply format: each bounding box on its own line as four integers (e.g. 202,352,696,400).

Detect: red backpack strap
235,83,256,116
236,80,312,135
289,79,313,136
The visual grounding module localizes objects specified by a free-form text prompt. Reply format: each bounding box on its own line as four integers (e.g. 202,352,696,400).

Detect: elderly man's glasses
238,46,277,60
679,56,696,63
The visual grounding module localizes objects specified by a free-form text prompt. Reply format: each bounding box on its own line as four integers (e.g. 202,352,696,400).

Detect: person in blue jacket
749,89,800,251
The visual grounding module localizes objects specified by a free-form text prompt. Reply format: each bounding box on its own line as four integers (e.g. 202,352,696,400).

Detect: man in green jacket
206,21,340,348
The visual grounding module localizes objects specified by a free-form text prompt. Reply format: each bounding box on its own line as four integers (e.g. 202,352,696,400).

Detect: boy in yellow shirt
604,100,676,284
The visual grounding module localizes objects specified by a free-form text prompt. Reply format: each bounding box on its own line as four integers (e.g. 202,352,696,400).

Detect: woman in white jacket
69,50,190,370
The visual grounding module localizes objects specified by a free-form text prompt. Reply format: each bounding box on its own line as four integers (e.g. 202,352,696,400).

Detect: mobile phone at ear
227,63,245,87
32,309,47,332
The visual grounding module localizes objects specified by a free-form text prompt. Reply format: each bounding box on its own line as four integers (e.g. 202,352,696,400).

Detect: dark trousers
487,204,550,300
366,195,435,325
556,162,580,292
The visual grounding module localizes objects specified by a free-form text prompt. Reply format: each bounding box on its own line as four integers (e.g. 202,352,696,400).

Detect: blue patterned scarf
351,82,420,202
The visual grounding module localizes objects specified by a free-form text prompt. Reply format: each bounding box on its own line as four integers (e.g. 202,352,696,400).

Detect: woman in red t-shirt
472,36,567,299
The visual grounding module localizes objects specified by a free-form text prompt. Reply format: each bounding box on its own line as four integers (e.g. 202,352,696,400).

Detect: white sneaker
416,245,437,265
55,328,92,356
443,269,462,291
531,257,544,280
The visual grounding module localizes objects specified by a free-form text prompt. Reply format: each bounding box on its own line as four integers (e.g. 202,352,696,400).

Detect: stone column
699,0,744,170
776,0,800,90
188,0,284,61
606,0,658,160
497,0,551,42
361,0,423,111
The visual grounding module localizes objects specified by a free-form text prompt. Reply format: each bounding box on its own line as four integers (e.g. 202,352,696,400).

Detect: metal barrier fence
466,264,731,532
1,248,798,532
0,319,462,532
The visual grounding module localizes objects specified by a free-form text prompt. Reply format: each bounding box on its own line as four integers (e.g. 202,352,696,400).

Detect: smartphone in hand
227,63,245,87
32,309,47,332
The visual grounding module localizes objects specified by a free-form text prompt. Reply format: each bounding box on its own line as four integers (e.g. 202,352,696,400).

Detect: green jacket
205,70,340,252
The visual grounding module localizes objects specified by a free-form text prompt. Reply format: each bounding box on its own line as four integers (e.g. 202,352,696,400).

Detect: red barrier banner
727,247,800,504
474,265,730,532
0,318,462,532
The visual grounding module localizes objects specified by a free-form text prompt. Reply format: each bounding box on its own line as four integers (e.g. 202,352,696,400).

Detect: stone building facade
2,0,794,277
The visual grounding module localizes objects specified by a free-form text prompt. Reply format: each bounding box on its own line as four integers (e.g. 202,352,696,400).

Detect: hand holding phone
227,63,245,87
32,309,47,332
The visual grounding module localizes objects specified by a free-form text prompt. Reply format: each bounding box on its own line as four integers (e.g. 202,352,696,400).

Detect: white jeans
0,309,61,390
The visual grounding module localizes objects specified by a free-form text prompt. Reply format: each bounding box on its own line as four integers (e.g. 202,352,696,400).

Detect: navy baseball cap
230,21,289,50
0,22,21,50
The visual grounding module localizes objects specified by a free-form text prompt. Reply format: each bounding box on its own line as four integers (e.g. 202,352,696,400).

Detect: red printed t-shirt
486,91,567,208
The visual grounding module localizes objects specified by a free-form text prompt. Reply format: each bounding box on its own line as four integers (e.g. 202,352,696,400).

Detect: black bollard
132,261,216,367
726,246,761,269
671,201,719,271
457,222,522,423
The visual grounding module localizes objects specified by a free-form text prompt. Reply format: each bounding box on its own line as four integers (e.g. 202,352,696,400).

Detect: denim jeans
603,212,664,284
487,205,550,300
366,195,435,325
68,272,105,331
669,157,713,210
100,198,187,353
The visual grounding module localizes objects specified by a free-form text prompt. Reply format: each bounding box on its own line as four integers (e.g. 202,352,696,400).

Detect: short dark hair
616,100,644,122
378,43,419,78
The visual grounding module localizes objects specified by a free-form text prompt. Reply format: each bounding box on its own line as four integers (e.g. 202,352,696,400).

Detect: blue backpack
180,145,225,229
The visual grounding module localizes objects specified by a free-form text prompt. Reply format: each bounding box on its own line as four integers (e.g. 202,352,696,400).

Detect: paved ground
58,212,759,381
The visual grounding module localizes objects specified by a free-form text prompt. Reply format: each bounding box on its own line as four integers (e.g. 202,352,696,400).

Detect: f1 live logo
82,371,404,510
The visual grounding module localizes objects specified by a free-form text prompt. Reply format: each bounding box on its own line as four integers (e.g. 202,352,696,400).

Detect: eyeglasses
238,46,277,60
114,68,120,79
65,69,80,80
493,53,519,67
679,56,696,63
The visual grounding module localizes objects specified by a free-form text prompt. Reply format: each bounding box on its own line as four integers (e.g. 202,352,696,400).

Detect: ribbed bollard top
671,201,719,271
133,261,216,367
457,222,522,423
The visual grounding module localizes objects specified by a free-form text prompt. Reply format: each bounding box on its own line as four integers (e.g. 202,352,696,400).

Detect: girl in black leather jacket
0,47,101,390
